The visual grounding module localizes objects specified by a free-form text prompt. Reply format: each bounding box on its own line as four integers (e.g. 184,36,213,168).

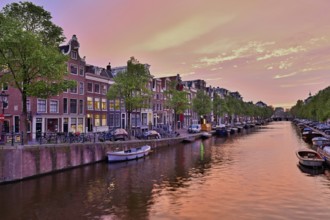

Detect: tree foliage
107,57,152,135
192,89,212,118
164,81,189,129
212,94,273,123
290,86,330,121
0,2,75,142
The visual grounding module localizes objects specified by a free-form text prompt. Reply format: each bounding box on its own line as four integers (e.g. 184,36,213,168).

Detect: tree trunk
21,91,28,144
127,111,131,140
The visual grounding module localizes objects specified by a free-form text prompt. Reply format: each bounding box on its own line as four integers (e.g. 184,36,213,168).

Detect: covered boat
296,148,324,167
107,145,151,162
312,137,330,147
317,145,330,166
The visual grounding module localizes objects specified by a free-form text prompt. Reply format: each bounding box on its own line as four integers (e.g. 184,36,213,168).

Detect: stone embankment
0,131,202,184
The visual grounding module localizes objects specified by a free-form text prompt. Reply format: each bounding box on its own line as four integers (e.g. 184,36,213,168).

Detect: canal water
1,121,330,220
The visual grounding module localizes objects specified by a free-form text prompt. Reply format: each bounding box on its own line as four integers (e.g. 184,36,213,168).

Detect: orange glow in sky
1,0,330,108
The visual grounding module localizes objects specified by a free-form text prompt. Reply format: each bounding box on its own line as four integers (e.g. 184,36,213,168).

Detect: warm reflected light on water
1,122,330,219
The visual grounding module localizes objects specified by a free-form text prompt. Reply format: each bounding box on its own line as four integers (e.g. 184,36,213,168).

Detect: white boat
201,132,212,139
317,145,330,166
312,137,330,147
296,148,324,167
107,145,151,162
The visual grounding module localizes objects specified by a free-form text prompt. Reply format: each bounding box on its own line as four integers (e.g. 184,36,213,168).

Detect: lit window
94,98,100,110
87,97,93,110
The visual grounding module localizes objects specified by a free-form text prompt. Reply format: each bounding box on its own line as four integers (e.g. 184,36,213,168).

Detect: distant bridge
272,112,293,121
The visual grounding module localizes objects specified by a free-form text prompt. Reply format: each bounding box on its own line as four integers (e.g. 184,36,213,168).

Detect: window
71,118,77,132
71,51,77,60
79,82,84,95
94,114,100,126
101,85,107,94
94,98,100,110
14,116,19,133
115,100,120,110
63,98,68,113
70,99,77,114
50,100,58,113
3,120,9,133
70,84,77,93
131,113,140,127
79,100,83,114
115,113,120,127
101,99,107,111
87,83,93,92
94,84,100,93
70,64,78,74
109,101,114,111
37,99,46,113
87,97,93,110
26,99,31,112
79,67,84,76
77,118,83,132
102,115,106,126
109,113,121,127
142,113,147,126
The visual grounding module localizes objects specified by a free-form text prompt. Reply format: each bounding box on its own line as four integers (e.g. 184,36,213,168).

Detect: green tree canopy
192,89,212,119
290,86,330,121
0,2,75,142
164,81,189,129
107,57,152,136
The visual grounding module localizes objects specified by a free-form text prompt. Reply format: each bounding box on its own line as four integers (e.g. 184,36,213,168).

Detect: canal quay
1,121,330,220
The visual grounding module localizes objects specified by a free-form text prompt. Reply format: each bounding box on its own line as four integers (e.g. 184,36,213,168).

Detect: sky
1,0,330,109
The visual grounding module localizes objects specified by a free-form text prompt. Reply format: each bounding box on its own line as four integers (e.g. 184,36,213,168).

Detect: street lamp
0,90,9,144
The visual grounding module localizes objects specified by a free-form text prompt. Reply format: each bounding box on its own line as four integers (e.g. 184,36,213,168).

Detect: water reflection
2,122,330,219
297,163,325,176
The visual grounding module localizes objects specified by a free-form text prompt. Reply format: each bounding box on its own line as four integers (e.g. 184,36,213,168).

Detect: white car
188,124,201,133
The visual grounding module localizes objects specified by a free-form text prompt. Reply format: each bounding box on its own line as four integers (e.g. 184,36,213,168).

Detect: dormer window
71,51,77,60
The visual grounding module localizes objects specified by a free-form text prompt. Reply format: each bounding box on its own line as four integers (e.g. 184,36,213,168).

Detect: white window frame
49,100,59,113
37,99,47,113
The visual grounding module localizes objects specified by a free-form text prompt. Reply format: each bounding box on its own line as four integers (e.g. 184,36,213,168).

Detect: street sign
0,114,4,122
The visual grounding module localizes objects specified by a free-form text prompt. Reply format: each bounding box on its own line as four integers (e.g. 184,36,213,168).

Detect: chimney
106,62,111,71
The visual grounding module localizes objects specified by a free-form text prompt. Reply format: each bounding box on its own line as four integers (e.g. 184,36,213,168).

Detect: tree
192,89,212,122
107,57,152,138
164,81,189,130
0,2,75,143
290,86,330,121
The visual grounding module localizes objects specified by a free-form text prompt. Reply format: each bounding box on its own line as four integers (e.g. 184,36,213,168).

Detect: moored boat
302,131,323,143
296,148,324,167
316,145,330,166
107,145,151,162
312,137,330,147
215,125,228,137
201,131,212,139
182,136,195,143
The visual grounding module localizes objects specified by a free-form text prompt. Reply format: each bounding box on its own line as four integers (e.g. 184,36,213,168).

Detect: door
36,118,42,139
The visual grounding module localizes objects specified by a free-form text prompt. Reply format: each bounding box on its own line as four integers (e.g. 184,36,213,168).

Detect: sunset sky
1,0,330,109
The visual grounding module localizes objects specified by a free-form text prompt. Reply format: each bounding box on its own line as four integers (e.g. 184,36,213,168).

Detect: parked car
142,130,161,139
188,124,201,133
98,128,128,142
113,128,128,141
